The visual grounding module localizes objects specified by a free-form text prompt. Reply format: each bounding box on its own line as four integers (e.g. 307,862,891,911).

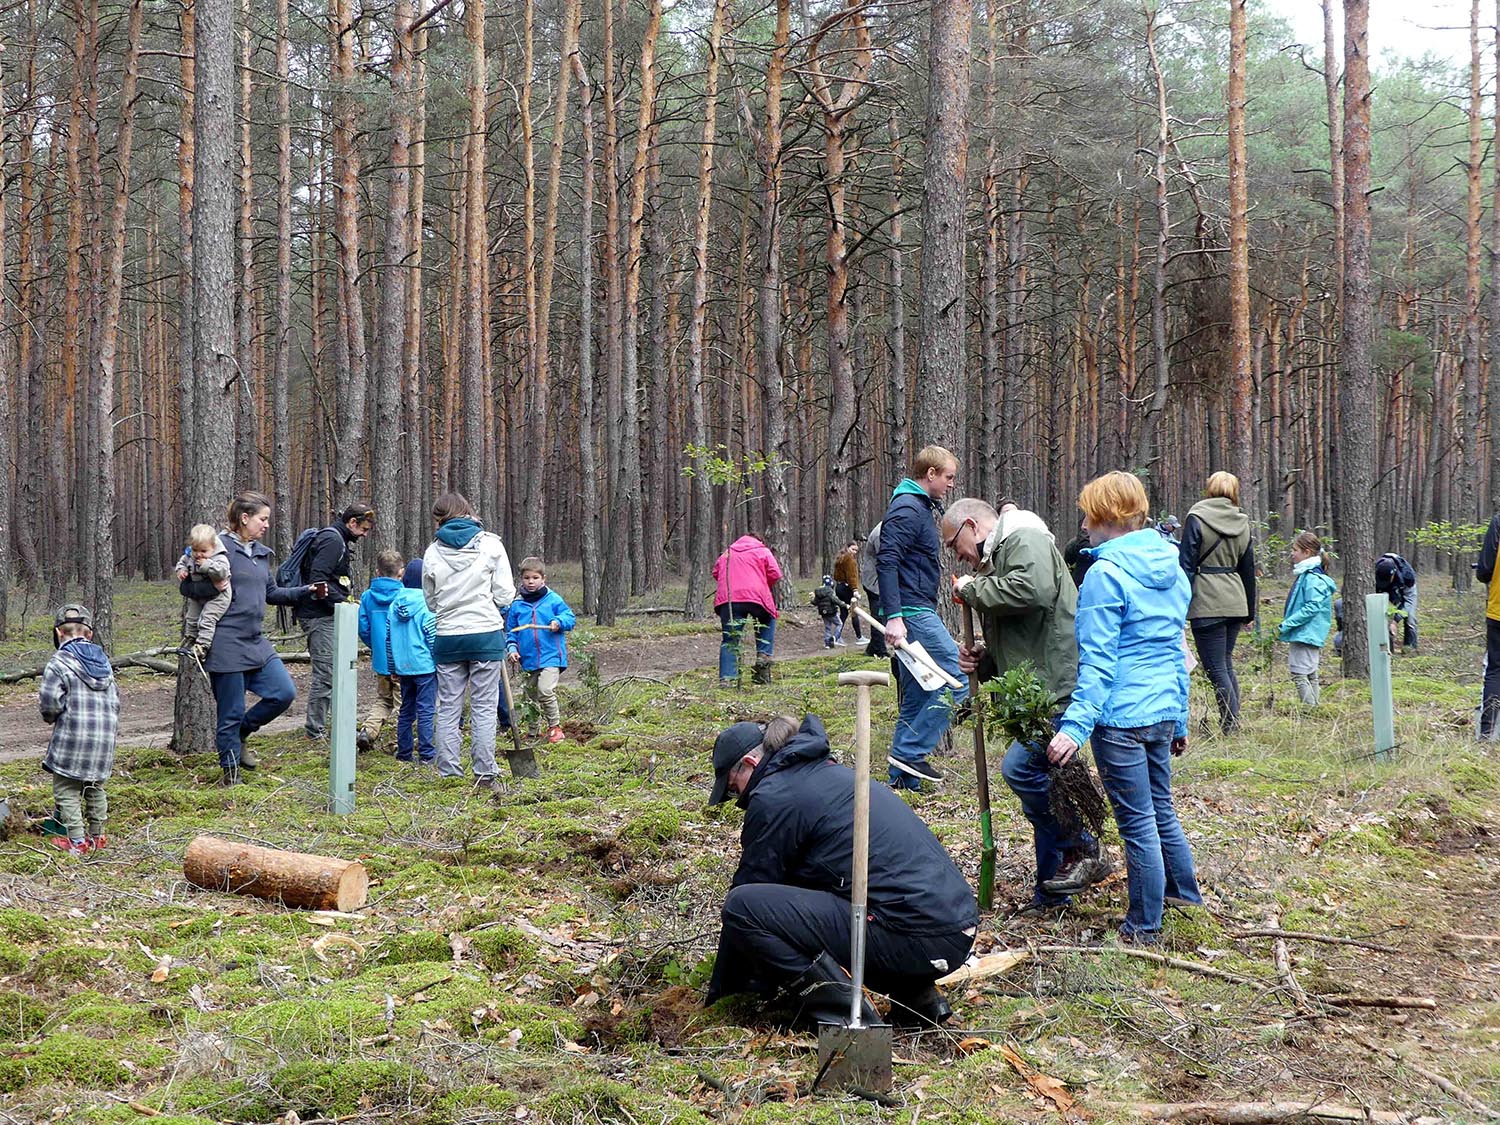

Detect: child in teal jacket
1278,531,1336,705
505,558,577,743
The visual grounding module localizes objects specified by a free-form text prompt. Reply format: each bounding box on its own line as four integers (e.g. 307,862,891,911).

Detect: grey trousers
53,775,108,840
301,615,336,736
1288,642,1321,705
435,660,502,779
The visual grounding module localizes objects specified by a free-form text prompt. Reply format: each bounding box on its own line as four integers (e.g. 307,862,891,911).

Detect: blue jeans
210,658,297,770
1002,723,1095,905
718,603,775,680
395,672,437,761
887,611,968,784
1090,721,1202,938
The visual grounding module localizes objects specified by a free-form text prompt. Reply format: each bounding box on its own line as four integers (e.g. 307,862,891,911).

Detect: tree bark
1336,0,1374,678
460,0,487,508
0,33,10,636
184,835,369,912
271,0,292,557
329,0,370,504
1460,0,1482,536
1227,0,1253,512
915,0,972,451
571,35,600,614
234,0,256,490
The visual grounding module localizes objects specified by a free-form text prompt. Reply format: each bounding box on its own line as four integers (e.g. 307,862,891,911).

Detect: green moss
0,1030,134,1092
233,995,385,1049
620,802,684,850
0,937,28,975
372,929,452,965
469,926,537,971
428,1085,522,1125
0,989,50,1041
64,991,163,1034
266,1058,425,1117
81,1112,219,1125
0,908,52,943
29,946,101,984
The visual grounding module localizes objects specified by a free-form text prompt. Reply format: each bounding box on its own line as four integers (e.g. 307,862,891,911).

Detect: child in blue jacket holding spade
505,557,577,743
1278,531,1336,706
388,558,438,763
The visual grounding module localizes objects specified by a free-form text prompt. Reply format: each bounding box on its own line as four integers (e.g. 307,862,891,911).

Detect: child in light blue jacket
505,557,577,743
1278,531,1336,706
388,559,438,762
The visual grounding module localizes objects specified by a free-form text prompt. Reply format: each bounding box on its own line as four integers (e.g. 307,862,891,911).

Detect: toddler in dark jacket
811,577,842,647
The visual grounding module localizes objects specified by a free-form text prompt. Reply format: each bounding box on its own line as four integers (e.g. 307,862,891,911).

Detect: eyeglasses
944,519,971,552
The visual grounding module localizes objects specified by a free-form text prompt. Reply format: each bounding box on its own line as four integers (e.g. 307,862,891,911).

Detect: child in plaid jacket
40,604,119,856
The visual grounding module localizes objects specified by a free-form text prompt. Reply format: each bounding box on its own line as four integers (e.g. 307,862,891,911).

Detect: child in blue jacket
505,557,577,743
356,550,405,751
1278,531,1336,706
388,558,438,762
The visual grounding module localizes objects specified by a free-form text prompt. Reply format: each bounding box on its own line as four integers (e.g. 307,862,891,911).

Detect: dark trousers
706,882,974,1003
834,582,863,640
1482,619,1500,739
863,587,888,657
1191,619,1242,732
395,672,438,761
210,657,297,770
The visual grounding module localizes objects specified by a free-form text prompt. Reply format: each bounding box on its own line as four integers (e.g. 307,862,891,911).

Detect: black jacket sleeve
304,529,350,604
729,795,804,890
1480,517,1500,584
1178,516,1202,581
1237,540,1257,622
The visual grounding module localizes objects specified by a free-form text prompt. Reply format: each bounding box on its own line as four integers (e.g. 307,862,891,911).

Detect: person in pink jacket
714,534,783,684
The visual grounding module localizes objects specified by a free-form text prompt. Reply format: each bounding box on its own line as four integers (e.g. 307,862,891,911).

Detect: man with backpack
1374,552,1418,653
288,504,375,740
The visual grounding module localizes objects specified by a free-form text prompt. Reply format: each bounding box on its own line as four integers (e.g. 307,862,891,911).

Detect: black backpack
276,526,338,588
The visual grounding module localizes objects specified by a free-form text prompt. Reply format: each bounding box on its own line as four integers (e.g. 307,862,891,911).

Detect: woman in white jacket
422,491,521,785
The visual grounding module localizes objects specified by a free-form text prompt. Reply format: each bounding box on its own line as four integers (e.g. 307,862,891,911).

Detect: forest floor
0,570,1497,1124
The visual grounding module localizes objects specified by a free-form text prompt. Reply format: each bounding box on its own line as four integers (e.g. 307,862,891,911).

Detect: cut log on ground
183,835,369,911
936,950,1029,986
1107,1100,1440,1124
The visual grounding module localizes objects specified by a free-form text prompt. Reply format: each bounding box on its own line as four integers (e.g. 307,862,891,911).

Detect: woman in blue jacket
1047,472,1202,944
1279,531,1336,706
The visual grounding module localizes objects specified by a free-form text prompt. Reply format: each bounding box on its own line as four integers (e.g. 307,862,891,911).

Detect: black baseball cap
709,721,765,805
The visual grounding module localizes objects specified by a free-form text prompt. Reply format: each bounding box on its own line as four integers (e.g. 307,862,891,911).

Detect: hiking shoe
1117,929,1161,947
547,726,565,744
356,732,374,754
887,984,953,1028
1013,898,1070,919
50,837,89,858
395,752,414,763
833,638,848,647
473,776,499,794
87,834,108,853
825,640,835,649
238,742,258,770
220,766,241,787
1040,852,1113,897
888,756,943,784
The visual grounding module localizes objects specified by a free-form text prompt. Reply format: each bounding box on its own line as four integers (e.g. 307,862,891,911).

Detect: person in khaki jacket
1178,472,1257,734
946,497,1112,913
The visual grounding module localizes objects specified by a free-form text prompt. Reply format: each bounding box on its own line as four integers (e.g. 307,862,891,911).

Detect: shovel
816,669,893,1095
838,598,964,693
960,601,996,909
497,660,541,779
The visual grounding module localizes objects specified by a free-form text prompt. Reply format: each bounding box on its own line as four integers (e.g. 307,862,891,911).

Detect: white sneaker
833,639,848,647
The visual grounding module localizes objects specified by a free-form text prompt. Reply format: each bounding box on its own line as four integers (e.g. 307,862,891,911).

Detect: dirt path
0,611,850,761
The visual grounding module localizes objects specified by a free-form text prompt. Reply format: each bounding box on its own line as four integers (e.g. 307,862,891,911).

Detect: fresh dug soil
582,984,704,1049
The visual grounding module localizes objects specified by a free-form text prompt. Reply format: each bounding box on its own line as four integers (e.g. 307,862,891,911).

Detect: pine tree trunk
571,37,600,614
1336,0,1374,679
1459,0,1482,538
1136,7,1172,476
271,0,292,558
1227,0,1254,512
0,36,10,637
1490,0,1500,513
404,10,429,548
460,0,487,508
914,0,972,451
887,109,907,487
329,0,369,504
178,0,197,495
234,0,256,490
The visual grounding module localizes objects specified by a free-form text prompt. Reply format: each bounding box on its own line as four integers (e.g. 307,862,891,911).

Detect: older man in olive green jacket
943,498,1111,911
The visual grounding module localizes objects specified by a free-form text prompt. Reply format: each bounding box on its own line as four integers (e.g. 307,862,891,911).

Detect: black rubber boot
752,658,774,686
887,983,953,1027
506,746,541,779
787,951,880,1028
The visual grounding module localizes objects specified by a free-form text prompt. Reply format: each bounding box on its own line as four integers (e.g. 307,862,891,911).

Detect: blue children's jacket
1058,528,1192,748
388,586,437,676
505,587,577,671
357,577,404,676
1279,557,1336,647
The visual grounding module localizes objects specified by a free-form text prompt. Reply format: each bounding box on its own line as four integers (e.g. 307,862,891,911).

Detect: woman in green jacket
1178,472,1257,733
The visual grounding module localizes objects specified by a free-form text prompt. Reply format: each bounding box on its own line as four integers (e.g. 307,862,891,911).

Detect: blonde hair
912,445,957,480
1293,529,1330,571
376,549,405,577
518,556,546,576
1077,471,1150,529
1205,471,1241,506
189,524,220,550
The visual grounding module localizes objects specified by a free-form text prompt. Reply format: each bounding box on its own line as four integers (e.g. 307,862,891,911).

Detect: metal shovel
816,669,894,1094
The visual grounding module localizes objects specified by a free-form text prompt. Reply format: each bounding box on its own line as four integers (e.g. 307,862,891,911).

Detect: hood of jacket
365,576,403,608
891,478,934,502
739,715,831,807
726,534,767,555
1090,528,1184,589
57,639,113,688
402,559,423,589
393,586,429,620
981,509,1053,562
1188,496,1249,539
1293,556,1325,578
435,517,484,550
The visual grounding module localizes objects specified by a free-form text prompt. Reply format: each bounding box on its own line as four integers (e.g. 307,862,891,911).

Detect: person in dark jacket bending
297,504,375,740
704,714,978,1027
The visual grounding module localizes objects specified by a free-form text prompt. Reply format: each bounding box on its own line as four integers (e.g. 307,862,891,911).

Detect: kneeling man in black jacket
704,714,978,1027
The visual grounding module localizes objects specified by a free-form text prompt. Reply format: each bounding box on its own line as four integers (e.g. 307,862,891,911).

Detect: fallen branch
1452,933,1500,943
1320,994,1437,1010
1354,1035,1500,1120
1229,928,1400,954
936,950,1029,987
1105,1099,1439,1124
1030,944,1267,989
1265,912,1310,1013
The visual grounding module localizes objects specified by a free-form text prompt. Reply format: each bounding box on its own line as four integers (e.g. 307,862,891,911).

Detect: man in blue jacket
704,715,978,1027
877,445,966,789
